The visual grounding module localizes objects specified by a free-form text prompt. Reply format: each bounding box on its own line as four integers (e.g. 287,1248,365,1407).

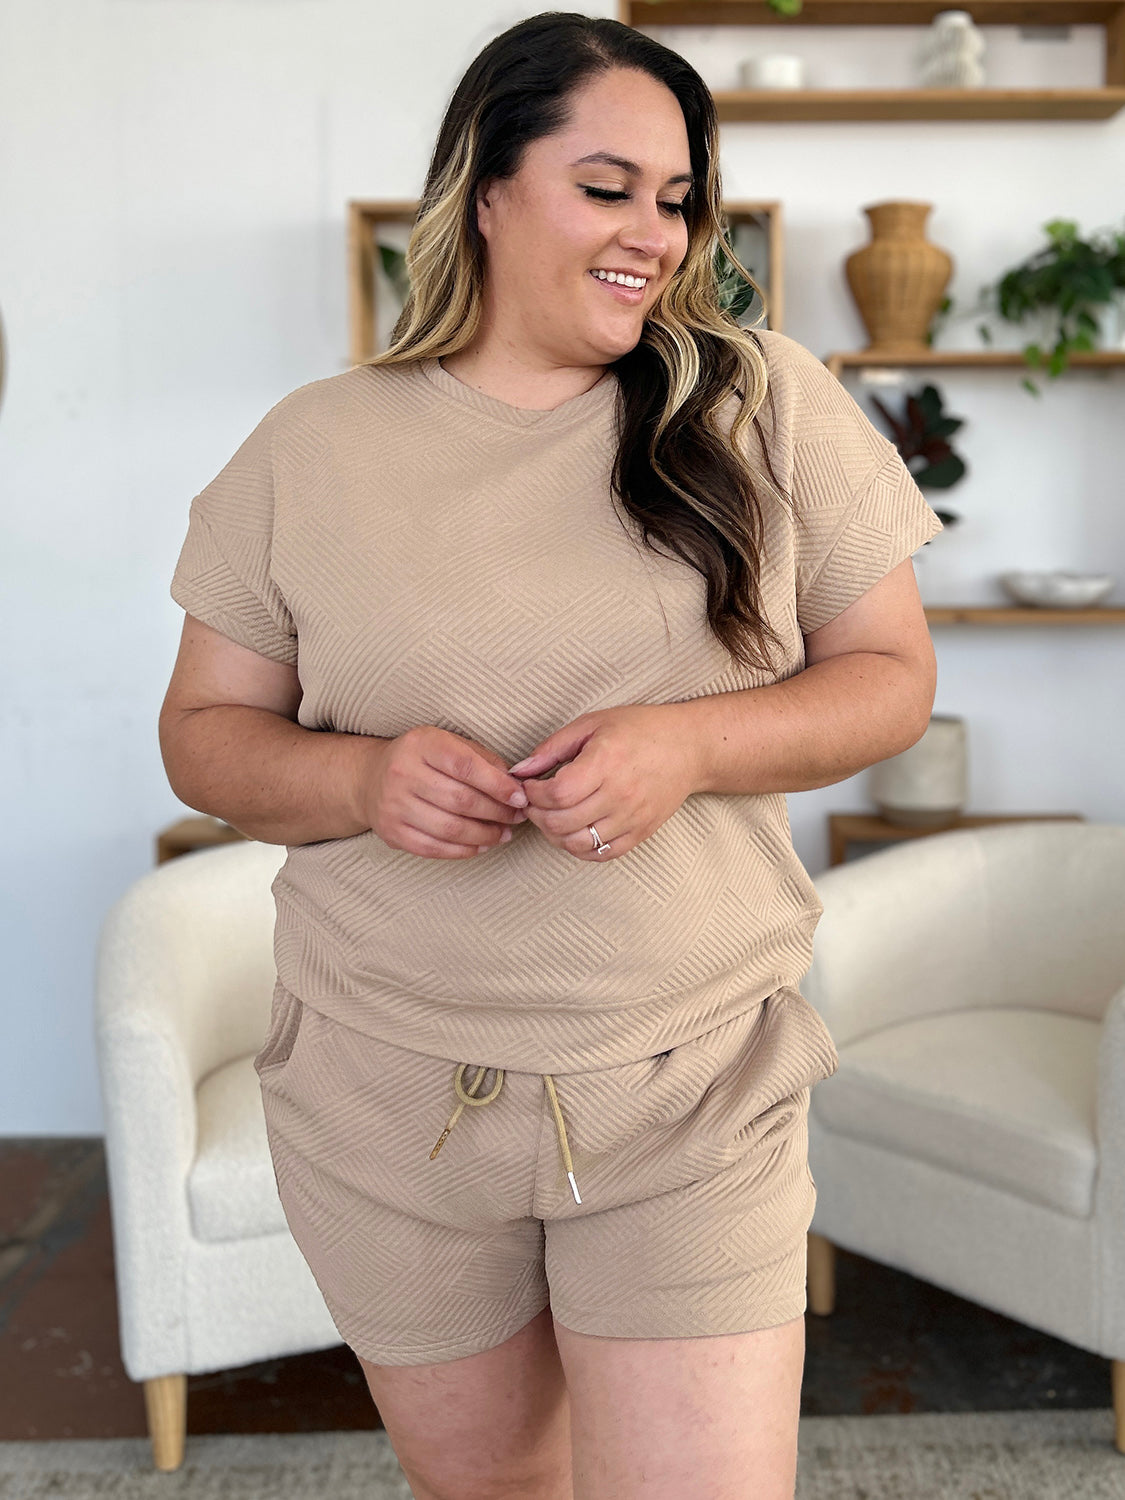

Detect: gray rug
0,1409,1119,1498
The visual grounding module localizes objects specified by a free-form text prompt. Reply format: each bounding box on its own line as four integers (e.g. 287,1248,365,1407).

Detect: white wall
2,1,1122,1134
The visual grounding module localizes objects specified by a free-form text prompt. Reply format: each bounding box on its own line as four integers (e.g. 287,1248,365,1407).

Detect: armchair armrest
801,828,997,1048
92,839,285,1378
802,822,1125,1049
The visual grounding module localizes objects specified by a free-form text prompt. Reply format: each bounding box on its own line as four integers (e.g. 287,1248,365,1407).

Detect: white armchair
94,838,343,1471
801,819,1125,1453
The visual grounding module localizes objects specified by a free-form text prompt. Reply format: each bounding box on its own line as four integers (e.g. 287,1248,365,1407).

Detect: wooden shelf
629,1,1124,22
827,809,1084,866
824,349,1125,377
714,87,1125,120
924,605,1125,623
621,0,1125,121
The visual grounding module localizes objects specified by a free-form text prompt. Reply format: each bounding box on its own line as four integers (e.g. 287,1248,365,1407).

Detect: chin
591,326,644,360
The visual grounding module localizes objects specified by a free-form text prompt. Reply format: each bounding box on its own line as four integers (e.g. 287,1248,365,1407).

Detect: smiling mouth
588,269,648,303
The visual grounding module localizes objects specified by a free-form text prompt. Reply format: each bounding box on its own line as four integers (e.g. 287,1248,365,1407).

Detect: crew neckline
416,355,619,430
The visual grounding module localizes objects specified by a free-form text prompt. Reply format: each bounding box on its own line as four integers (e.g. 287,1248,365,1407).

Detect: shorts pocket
254,981,306,1081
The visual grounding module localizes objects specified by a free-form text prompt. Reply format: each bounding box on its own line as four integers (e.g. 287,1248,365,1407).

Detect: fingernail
509,789,528,807
500,828,513,842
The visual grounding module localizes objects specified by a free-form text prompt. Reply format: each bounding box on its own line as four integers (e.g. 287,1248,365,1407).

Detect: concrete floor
1,1137,1113,1441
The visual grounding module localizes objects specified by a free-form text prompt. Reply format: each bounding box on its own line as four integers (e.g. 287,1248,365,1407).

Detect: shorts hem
550,1289,808,1342
339,1298,552,1367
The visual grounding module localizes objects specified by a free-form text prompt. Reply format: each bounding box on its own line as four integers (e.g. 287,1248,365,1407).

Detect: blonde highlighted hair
362,10,800,675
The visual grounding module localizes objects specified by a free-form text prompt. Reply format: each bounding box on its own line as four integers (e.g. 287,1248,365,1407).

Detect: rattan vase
845,201,953,354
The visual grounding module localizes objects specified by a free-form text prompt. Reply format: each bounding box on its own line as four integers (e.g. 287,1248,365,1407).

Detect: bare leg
355,1305,573,1500
555,1311,805,1500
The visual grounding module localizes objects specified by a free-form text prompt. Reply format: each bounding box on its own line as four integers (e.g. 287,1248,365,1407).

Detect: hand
507,704,698,861
361,725,529,860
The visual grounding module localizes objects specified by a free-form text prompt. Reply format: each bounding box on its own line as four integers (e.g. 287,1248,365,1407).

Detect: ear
474,179,504,246
474,176,498,241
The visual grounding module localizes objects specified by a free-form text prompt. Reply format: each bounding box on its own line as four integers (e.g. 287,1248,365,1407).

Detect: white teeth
592,269,647,288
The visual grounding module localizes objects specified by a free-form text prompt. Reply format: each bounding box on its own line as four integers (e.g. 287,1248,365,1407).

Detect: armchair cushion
811,1005,1099,1217
187,1055,290,1242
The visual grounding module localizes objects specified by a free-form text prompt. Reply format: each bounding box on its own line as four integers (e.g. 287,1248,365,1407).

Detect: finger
574,816,620,857
409,784,526,846
524,774,609,831
424,740,529,813
413,772,526,827
395,822,496,859
519,759,601,812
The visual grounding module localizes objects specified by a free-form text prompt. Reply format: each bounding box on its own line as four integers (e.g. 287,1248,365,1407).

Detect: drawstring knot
429,1063,582,1204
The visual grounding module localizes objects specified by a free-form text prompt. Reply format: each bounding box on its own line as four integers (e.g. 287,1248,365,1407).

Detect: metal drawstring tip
567,1170,582,1205
429,1126,452,1160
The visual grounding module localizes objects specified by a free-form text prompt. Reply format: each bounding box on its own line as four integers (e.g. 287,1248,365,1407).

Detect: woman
161,12,942,1499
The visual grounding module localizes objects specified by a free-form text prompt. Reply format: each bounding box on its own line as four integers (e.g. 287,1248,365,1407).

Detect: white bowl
999,570,1116,608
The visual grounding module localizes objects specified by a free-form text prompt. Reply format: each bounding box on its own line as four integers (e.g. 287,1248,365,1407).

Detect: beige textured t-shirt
169,329,943,1075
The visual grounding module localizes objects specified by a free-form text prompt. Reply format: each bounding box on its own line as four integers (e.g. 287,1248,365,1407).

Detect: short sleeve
169,398,298,665
747,330,945,637
795,439,945,636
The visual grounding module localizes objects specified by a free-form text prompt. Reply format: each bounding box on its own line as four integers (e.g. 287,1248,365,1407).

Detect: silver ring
588,824,611,855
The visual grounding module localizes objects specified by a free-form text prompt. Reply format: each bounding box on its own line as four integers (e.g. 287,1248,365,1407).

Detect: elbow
904,675,938,749
890,649,938,752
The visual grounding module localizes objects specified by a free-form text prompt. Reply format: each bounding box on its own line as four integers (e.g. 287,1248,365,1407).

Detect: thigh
357,1305,574,1500
554,1311,805,1500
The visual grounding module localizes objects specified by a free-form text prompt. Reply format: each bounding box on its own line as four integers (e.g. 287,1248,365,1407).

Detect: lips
588,269,646,304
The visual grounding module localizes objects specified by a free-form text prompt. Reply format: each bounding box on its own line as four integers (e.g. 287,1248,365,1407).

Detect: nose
616,198,671,265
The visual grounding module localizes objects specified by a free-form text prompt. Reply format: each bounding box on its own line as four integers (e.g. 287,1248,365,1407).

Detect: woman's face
474,67,694,370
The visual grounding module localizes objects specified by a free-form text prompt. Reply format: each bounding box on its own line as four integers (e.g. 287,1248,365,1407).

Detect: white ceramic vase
916,11,986,87
869,714,968,828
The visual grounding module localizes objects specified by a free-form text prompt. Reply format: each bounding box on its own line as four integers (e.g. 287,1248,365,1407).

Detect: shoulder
745,328,893,484
744,328,848,412
256,360,424,458
271,360,416,424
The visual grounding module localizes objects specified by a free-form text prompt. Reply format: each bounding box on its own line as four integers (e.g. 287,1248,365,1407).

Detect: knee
402,1446,572,1500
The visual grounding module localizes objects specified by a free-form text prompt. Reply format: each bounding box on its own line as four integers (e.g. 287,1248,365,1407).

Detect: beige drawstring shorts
254,979,836,1368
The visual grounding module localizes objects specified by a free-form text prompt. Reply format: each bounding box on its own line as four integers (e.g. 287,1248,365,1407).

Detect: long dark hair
361,10,798,675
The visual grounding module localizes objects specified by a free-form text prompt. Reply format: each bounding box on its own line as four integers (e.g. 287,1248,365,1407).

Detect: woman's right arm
159,613,382,846
158,613,528,853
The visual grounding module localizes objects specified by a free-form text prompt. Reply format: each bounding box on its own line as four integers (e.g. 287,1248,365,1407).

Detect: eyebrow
570,151,693,188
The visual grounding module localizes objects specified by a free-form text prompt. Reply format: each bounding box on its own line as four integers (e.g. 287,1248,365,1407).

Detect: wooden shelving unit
924,605,1125,623
824,348,1125,378
821,348,1125,625
827,809,1084,864
620,0,1125,121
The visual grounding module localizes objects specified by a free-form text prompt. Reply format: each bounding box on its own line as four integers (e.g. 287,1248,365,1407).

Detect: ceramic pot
869,713,967,828
845,202,954,354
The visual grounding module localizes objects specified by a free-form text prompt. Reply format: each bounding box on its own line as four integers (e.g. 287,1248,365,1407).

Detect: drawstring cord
429,1063,582,1205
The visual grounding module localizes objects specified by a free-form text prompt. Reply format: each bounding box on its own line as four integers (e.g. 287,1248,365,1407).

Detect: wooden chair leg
806,1231,836,1316
1113,1359,1125,1456
143,1373,186,1471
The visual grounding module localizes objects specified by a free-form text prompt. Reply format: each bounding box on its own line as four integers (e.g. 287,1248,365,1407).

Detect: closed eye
582,186,687,217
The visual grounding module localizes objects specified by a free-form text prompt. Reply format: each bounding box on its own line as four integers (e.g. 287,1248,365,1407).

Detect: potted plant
867,382,967,529
941,218,1125,396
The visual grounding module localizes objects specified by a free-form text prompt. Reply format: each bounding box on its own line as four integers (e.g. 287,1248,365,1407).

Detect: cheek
669,221,691,269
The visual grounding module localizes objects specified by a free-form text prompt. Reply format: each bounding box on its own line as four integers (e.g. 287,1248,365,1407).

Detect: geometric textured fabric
170,329,942,1074
255,991,829,1362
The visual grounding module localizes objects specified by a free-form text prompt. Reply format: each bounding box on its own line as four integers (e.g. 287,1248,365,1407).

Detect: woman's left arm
680,555,936,795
